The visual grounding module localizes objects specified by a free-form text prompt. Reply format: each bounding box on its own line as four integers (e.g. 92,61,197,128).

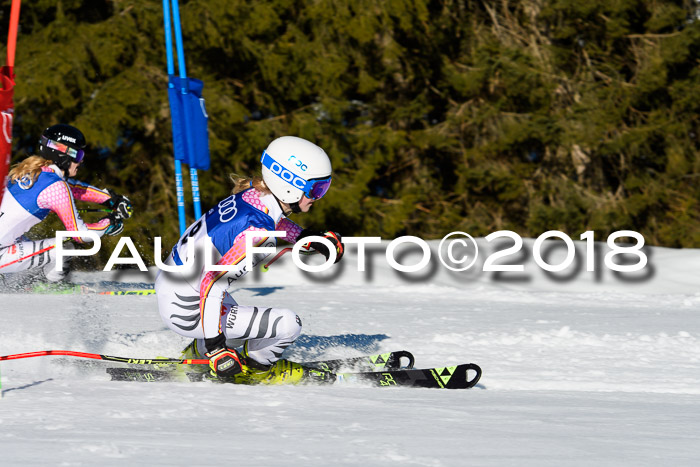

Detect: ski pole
261,247,320,271
78,208,112,214
262,247,292,271
0,243,55,270
262,247,315,270
0,350,208,365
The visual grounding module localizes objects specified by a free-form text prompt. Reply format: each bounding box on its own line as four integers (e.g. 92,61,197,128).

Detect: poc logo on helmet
288,155,308,171
269,161,306,190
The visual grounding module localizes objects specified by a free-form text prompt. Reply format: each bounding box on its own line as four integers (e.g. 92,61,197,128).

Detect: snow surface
1,239,699,466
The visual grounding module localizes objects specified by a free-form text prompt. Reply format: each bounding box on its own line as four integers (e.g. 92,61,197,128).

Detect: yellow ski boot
235,344,336,385
250,359,305,385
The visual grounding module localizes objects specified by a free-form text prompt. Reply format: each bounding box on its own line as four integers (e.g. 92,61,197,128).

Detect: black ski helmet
38,124,86,172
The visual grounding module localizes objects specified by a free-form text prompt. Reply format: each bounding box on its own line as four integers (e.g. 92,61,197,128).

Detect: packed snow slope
1,239,699,466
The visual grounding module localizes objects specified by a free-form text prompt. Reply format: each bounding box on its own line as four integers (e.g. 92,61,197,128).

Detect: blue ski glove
102,212,124,236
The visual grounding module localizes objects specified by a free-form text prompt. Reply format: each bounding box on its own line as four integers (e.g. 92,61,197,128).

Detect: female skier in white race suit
155,136,344,384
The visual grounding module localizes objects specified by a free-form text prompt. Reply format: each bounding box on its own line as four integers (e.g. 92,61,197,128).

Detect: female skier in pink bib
0,124,132,286
155,136,344,384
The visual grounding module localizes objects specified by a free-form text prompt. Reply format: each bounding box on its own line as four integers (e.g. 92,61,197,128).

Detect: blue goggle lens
306,178,332,200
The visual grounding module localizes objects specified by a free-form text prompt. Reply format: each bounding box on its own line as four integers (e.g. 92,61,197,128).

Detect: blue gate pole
171,0,202,219
163,0,187,234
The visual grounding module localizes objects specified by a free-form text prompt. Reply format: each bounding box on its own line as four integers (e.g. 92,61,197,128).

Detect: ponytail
8,156,52,188
230,175,271,195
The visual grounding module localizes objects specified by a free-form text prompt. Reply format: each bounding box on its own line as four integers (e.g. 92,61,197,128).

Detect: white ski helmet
261,136,332,205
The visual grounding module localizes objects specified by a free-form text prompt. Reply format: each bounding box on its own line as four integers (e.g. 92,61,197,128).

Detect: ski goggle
261,150,332,200
42,136,85,163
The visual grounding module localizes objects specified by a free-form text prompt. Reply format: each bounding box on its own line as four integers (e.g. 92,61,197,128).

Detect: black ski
107,367,202,382
337,363,482,389
61,350,413,375
303,350,415,372
104,350,415,382
106,362,482,389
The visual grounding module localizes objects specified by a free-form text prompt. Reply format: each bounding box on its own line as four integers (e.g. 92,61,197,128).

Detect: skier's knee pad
274,308,302,342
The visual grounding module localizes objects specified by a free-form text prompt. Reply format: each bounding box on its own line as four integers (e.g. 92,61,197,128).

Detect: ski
29,282,155,295
97,290,155,296
106,362,482,389
303,350,415,372
133,349,412,371
49,350,413,374
337,363,482,389
0,280,155,295
107,368,202,382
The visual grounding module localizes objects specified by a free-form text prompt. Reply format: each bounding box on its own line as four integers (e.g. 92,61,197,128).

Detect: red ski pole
0,350,208,365
261,247,319,271
262,247,293,271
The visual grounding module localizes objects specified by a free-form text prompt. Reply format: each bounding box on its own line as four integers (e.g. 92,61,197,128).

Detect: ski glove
206,347,244,377
204,333,244,377
102,212,124,236
102,190,133,219
297,229,344,263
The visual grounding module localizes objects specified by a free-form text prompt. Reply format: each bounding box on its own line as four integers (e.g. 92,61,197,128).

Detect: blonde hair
8,156,53,188
230,174,271,195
